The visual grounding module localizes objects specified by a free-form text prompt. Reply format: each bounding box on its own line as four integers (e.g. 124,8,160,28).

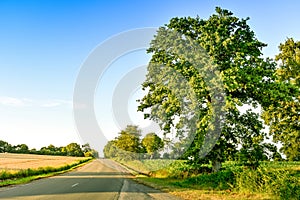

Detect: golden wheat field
0,153,87,170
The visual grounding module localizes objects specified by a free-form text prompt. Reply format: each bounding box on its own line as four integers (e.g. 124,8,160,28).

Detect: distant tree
13,144,29,153
39,146,48,154
58,146,66,155
63,143,84,157
82,143,99,158
47,144,57,152
39,144,62,155
141,133,164,159
38,145,65,155
114,125,142,153
262,38,300,161
169,142,186,159
162,152,170,159
30,148,38,154
103,140,118,158
108,125,143,160
82,143,92,153
84,150,98,158
0,140,12,153
123,125,141,136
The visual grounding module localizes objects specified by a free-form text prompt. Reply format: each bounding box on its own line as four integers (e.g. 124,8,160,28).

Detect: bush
119,159,300,199
279,176,300,200
0,171,10,180
182,170,235,190
234,167,300,199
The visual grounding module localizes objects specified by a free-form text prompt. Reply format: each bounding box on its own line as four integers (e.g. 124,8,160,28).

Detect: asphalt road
0,159,181,200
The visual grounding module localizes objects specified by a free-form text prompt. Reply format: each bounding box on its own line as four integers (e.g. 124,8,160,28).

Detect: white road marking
119,180,129,200
71,183,79,187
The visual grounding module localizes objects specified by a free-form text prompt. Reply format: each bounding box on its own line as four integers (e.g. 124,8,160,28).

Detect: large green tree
138,7,276,171
262,38,300,161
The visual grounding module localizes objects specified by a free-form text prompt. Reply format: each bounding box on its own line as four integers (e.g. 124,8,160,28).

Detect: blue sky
0,0,299,152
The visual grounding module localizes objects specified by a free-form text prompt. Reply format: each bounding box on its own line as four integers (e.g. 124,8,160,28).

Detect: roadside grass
0,155,93,187
135,177,271,200
0,171,65,187
117,159,300,200
115,159,176,175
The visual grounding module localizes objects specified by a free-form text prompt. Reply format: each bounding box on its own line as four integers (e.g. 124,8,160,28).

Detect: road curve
0,159,181,200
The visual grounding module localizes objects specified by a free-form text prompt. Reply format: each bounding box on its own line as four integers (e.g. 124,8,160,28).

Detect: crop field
0,153,87,171
0,153,91,186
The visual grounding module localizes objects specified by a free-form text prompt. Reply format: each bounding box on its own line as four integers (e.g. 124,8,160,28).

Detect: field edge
0,157,94,187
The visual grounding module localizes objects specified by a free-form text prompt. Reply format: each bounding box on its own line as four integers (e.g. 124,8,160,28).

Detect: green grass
0,158,93,187
234,166,300,199
116,159,300,200
115,158,177,175
135,176,272,200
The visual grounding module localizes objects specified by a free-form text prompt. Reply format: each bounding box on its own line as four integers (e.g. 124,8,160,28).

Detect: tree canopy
142,133,164,159
103,125,165,160
0,140,97,158
138,7,277,171
262,38,300,161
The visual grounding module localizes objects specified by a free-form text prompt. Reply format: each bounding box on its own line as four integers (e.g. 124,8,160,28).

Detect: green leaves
114,125,142,153
103,125,142,160
141,133,164,159
262,38,300,161
138,7,277,170
64,143,84,157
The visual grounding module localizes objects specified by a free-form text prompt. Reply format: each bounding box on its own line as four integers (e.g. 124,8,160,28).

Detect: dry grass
0,153,87,171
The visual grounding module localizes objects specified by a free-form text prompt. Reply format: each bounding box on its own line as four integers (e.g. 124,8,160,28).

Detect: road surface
0,159,181,200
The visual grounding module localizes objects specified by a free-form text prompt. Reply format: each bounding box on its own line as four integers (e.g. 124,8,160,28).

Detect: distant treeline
104,125,286,171
103,125,164,160
0,140,98,158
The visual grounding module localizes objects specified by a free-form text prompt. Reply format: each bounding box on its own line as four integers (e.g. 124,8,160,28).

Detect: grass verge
134,172,274,200
114,159,299,200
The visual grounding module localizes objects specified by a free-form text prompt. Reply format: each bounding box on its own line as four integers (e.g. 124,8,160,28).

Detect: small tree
0,140,12,153
113,125,142,160
142,133,164,159
64,143,84,157
81,143,99,158
82,143,92,153
103,140,118,158
13,144,29,154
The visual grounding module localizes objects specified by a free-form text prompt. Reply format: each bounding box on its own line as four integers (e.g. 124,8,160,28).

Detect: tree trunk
212,159,221,172
212,148,222,172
